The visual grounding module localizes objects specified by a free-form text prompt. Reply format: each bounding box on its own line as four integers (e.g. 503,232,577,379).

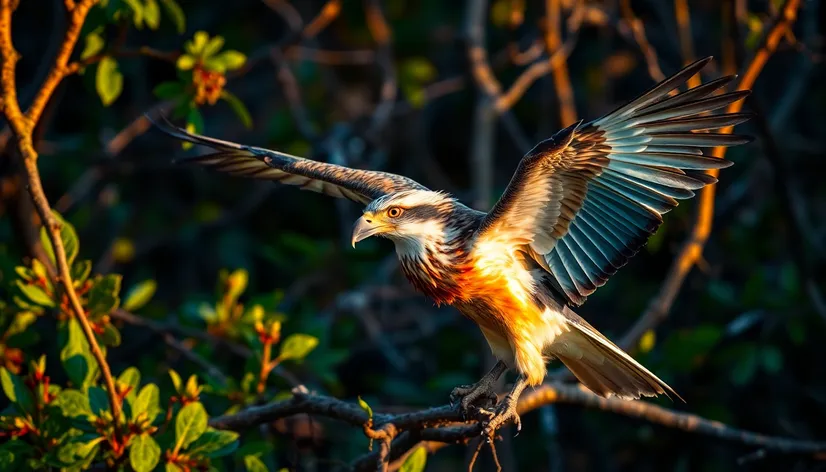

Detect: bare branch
209,382,826,469
619,0,803,349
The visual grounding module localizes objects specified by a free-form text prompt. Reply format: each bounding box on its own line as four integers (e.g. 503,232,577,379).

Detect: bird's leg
450,360,508,415
480,374,528,437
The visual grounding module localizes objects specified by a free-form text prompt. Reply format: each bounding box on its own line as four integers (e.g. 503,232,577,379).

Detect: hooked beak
351,215,390,248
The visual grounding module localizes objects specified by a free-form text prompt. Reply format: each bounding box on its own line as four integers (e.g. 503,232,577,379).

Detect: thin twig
618,0,667,83
544,0,577,124
619,0,803,349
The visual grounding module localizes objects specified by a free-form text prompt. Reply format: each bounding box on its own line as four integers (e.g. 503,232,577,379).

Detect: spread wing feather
151,117,428,205
476,56,752,306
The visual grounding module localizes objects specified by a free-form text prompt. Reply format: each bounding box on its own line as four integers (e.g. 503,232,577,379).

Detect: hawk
153,57,751,433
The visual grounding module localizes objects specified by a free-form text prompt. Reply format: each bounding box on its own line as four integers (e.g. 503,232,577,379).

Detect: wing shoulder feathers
150,116,428,204
477,56,752,306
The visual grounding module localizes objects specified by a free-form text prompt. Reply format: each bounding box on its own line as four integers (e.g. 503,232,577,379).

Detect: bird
152,56,751,434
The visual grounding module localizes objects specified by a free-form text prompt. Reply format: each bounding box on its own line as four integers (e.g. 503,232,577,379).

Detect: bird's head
351,190,458,251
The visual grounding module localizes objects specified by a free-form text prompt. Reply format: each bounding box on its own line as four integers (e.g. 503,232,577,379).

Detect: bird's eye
387,207,403,218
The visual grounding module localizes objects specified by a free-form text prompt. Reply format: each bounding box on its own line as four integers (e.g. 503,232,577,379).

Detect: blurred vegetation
0,0,824,471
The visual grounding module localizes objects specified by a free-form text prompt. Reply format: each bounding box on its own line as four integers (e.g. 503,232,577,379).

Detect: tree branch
208,382,826,470
0,0,124,447
618,0,803,350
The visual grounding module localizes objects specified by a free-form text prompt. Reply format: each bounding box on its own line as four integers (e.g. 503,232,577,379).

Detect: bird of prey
153,57,751,434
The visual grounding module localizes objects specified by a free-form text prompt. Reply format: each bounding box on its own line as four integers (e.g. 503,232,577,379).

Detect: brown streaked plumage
152,57,752,433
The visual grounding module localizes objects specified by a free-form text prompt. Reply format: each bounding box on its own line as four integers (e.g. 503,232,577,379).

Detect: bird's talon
450,381,498,416
481,396,520,437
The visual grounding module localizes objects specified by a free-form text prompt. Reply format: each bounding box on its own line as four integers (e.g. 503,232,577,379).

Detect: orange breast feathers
459,240,563,386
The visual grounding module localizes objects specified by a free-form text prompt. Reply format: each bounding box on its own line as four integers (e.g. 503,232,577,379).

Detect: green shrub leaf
122,280,157,311
143,0,161,29
243,455,269,472
213,50,246,70
400,446,427,472
175,401,207,450
96,56,124,106
187,428,239,458
0,368,34,414
40,211,79,267
15,280,54,307
81,32,105,60
117,367,141,404
87,274,122,316
220,91,252,129
56,388,92,418
71,260,92,286
132,383,161,422
61,318,99,389
87,386,109,416
357,396,373,420
160,0,186,34
278,334,319,362
130,433,161,472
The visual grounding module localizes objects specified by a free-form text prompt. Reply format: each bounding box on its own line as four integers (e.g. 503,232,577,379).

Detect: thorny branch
207,382,826,471
0,0,125,446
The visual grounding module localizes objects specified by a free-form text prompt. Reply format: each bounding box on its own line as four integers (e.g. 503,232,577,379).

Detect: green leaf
57,436,104,467
153,81,185,99
187,429,239,458
186,31,210,56
132,384,161,422
61,318,99,389
55,388,92,418
400,446,427,472
0,446,15,468
15,280,54,307
176,54,196,70
130,433,161,472
243,455,268,472
403,57,437,82
0,368,34,413
122,280,157,312
99,323,121,347
118,367,141,404
87,274,122,316
225,268,248,302
71,260,92,286
202,36,225,58
357,396,373,420
175,401,207,450
124,0,145,28
277,334,319,362
212,50,245,70
143,0,160,29
169,369,183,392
96,56,124,106
220,91,252,129
160,0,186,34
81,32,105,61
166,463,180,472
88,386,109,416
40,211,79,267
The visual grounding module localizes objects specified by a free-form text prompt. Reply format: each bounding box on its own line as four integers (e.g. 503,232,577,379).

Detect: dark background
1,0,825,470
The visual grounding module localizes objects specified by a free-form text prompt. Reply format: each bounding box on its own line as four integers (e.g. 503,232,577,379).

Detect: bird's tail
553,308,683,401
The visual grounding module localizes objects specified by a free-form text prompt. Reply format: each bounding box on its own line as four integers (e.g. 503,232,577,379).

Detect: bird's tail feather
554,309,683,402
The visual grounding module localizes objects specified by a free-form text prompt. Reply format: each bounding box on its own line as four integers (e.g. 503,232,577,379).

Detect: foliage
0,215,314,470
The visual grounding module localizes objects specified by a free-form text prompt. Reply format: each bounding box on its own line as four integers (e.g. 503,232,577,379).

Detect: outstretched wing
476,57,752,306
151,118,429,205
